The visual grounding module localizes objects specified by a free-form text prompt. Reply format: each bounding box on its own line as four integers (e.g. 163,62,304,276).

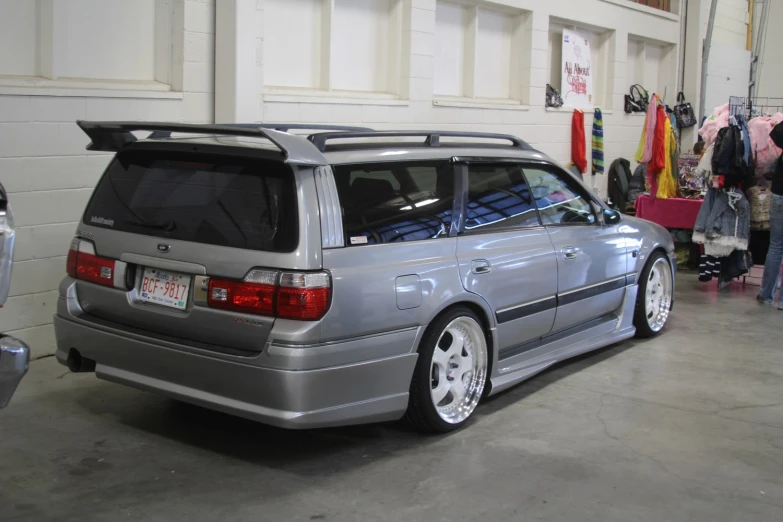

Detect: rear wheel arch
418,300,495,381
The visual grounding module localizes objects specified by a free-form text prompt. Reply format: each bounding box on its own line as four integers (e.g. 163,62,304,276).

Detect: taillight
206,269,331,321
277,272,331,320
66,238,115,287
66,238,79,277
208,270,276,315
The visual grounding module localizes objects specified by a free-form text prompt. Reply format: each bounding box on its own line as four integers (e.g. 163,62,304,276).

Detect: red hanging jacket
571,110,587,173
648,104,667,175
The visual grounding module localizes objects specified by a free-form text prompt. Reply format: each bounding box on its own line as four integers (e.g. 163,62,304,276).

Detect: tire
405,307,489,434
633,251,673,338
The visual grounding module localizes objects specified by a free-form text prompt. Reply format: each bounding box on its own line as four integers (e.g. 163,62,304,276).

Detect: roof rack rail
75,121,328,165
260,123,374,133
308,130,531,152
148,123,374,139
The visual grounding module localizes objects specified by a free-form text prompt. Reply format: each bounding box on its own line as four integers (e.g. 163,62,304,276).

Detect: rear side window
333,161,455,245
465,164,540,231
84,150,298,252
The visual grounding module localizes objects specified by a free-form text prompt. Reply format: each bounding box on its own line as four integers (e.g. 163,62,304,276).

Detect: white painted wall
701,0,751,113
434,2,468,97
62,0,158,81
701,0,749,49
0,0,681,357
264,0,324,89
754,0,783,103
0,0,215,357
474,7,513,99
0,0,38,77
331,0,393,92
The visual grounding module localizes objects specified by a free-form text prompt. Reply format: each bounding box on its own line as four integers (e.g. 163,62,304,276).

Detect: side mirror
0,336,30,408
603,208,622,225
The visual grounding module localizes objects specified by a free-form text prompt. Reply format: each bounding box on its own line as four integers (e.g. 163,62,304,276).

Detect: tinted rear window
84,150,298,252
333,161,454,245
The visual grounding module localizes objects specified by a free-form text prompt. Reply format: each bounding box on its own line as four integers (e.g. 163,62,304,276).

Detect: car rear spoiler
75,121,331,165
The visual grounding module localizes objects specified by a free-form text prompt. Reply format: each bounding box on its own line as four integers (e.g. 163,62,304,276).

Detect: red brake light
276,272,331,320
67,238,115,287
206,270,331,320
76,252,115,286
208,279,276,315
66,247,78,278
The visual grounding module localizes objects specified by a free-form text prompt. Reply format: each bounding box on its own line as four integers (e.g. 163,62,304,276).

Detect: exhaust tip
67,349,96,373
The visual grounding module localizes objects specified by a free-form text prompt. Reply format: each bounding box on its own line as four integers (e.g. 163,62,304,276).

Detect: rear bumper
54,299,419,429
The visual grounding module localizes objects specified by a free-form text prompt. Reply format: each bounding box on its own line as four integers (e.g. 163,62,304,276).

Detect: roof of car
76,121,551,167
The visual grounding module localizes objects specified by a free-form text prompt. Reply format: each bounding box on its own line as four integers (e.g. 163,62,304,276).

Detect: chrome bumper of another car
0,336,30,408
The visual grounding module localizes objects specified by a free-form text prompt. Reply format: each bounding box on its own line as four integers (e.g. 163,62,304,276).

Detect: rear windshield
84,150,298,252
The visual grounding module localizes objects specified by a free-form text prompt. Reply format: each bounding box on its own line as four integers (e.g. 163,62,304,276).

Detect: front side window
465,164,540,231
523,167,596,225
333,161,455,245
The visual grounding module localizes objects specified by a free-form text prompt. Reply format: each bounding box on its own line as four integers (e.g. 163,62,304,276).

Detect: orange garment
648,104,667,176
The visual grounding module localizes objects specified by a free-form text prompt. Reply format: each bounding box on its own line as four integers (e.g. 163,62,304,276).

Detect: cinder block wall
0,0,215,358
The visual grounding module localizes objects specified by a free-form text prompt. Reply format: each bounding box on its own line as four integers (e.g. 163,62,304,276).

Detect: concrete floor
1,273,782,522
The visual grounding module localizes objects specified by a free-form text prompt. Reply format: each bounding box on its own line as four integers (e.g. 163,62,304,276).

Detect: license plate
138,267,191,310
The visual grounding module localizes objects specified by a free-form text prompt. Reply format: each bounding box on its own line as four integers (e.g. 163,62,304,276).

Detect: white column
38,0,68,79
215,0,262,123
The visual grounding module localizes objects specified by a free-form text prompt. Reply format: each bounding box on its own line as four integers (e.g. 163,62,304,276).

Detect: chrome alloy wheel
645,258,672,333
429,316,488,424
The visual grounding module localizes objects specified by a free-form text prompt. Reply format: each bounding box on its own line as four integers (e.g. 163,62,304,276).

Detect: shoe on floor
757,295,774,305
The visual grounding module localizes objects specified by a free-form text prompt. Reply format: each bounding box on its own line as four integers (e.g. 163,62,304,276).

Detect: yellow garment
634,116,647,163
656,117,678,199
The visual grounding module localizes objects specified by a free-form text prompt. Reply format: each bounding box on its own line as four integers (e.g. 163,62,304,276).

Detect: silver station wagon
54,122,675,433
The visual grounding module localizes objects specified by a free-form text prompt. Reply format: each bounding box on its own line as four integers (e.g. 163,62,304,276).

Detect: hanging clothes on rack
692,187,751,257
648,103,667,178
749,113,783,175
698,255,721,282
657,114,678,199
698,103,730,148
635,94,658,163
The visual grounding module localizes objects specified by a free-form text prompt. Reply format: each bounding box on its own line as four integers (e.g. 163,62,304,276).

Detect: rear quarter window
83,150,298,252
333,161,455,246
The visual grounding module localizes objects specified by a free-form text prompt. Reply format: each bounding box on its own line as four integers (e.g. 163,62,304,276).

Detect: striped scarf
592,108,604,175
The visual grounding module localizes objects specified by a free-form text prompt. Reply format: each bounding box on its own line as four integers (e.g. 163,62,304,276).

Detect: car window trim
453,159,545,236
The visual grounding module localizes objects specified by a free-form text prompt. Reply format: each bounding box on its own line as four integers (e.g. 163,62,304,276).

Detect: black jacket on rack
712,121,754,189
770,122,783,196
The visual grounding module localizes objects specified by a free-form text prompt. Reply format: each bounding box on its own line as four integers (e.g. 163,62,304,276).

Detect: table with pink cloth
634,195,702,229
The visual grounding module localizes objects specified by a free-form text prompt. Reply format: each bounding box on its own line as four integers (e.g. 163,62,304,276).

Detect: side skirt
488,284,638,396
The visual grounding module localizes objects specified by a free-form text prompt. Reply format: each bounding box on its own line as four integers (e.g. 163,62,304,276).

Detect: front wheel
405,308,488,433
633,252,673,338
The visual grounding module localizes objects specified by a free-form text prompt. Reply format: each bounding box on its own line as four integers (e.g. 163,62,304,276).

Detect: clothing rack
728,96,783,120
713,96,759,292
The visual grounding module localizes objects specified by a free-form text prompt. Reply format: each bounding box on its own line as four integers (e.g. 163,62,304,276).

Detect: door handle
471,259,492,275
562,247,578,260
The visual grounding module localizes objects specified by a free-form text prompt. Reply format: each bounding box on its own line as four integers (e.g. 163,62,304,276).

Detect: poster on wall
561,29,593,109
